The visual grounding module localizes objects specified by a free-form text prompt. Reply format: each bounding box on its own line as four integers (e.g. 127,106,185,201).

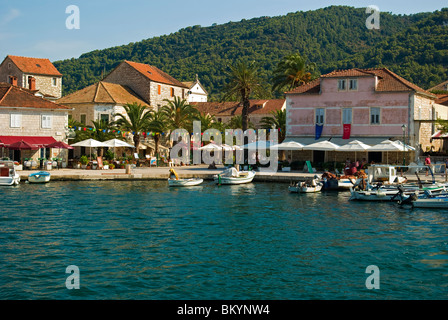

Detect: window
338,79,346,91
10,113,21,128
316,108,325,125
8,63,12,69
170,87,174,97
158,85,161,95
42,115,52,128
342,108,352,124
52,78,57,86
80,114,86,125
349,79,358,91
370,107,380,124
100,114,109,123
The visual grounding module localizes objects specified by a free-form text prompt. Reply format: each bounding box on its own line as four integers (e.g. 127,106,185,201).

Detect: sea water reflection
0,180,447,299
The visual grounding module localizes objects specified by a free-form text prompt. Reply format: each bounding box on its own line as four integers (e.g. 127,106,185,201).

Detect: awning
431,130,448,139
285,136,392,147
0,136,57,148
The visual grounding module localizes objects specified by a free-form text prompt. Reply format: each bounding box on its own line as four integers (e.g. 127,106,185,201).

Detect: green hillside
53,6,446,100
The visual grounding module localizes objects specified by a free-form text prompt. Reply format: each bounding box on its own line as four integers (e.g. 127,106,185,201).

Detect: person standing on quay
425,155,431,176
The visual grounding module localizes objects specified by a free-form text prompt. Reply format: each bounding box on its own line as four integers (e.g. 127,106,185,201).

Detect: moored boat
214,167,255,185
28,171,51,184
289,176,323,193
0,160,20,186
168,168,203,187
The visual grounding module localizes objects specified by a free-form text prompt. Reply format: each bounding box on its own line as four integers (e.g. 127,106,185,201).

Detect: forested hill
53,6,445,100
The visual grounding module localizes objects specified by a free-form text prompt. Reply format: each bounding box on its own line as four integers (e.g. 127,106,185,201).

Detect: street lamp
402,124,407,166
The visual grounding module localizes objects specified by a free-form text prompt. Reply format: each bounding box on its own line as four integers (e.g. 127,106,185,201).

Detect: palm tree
226,115,254,130
272,52,317,93
260,110,286,143
223,60,264,132
114,103,153,151
146,110,169,165
161,96,199,132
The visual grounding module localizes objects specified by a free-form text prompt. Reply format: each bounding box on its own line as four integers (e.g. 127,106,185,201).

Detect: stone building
0,82,71,163
103,60,188,110
0,55,62,101
192,99,286,128
57,81,149,126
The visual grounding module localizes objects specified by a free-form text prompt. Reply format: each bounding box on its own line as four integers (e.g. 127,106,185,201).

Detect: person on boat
169,168,179,180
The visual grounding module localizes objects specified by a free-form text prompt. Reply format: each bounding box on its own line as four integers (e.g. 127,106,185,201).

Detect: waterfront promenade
17,164,446,184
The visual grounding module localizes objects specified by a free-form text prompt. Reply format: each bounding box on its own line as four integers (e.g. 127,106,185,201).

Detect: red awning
431,131,448,139
0,136,57,148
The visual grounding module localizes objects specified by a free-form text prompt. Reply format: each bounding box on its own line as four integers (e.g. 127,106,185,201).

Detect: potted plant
80,155,89,169
103,160,109,170
109,163,115,170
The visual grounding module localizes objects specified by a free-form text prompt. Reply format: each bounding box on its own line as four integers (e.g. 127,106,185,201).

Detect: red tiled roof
57,81,149,106
429,80,448,92
436,94,448,106
124,60,188,88
287,68,436,98
192,99,285,116
5,55,62,76
0,82,70,110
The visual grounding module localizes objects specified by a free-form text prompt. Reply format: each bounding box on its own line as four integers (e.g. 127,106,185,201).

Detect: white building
183,75,208,103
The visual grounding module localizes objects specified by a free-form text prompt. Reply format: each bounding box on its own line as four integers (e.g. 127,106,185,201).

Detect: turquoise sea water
1,180,447,300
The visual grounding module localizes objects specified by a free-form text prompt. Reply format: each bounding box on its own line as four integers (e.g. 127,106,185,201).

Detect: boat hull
0,175,20,186
412,198,448,208
168,178,203,187
214,171,255,185
28,172,51,184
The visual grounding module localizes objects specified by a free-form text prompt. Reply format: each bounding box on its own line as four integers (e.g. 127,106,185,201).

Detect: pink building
286,68,441,163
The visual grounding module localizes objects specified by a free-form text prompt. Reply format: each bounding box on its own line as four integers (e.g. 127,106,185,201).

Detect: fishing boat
214,167,256,185
0,160,20,186
168,169,203,187
395,185,448,208
289,176,323,193
28,171,51,184
321,172,356,191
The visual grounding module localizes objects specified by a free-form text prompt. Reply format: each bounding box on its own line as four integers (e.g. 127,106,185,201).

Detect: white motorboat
214,167,256,185
0,160,20,186
349,186,402,201
289,176,323,193
167,168,203,187
28,171,51,184
168,178,203,187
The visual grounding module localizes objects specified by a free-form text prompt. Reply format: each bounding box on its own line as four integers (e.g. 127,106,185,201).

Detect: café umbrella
70,138,109,159
336,140,371,162
7,140,39,150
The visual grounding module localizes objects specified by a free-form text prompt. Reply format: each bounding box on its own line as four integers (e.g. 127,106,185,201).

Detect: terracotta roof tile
286,68,436,98
5,55,62,76
0,82,70,110
124,60,188,88
436,94,448,106
429,80,448,92
192,99,285,117
57,81,149,106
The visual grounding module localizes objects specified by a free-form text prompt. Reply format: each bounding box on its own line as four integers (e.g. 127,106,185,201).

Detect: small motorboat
0,160,20,186
168,169,203,187
28,171,51,184
289,176,323,193
214,167,256,185
395,185,448,208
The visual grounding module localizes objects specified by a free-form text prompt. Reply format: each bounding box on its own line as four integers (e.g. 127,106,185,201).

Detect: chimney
28,76,36,91
9,76,18,86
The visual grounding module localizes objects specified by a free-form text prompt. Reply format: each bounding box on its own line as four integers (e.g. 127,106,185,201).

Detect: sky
0,0,445,62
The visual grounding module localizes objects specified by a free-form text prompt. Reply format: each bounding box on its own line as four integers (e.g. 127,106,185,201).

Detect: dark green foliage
53,6,445,100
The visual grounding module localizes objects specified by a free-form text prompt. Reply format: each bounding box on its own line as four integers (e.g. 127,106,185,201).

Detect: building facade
193,99,286,128
103,60,189,110
285,68,443,163
0,55,62,101
0,82,71,163
183,75,208,102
